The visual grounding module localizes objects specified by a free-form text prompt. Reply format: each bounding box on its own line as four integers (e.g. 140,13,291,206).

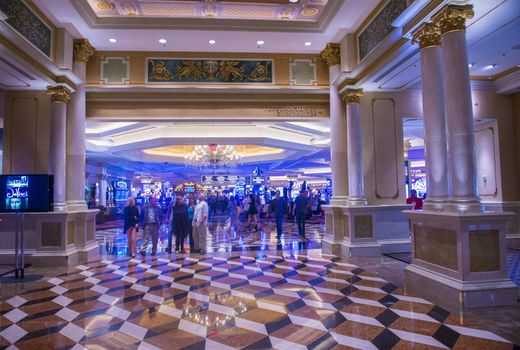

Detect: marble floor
0,218,519,349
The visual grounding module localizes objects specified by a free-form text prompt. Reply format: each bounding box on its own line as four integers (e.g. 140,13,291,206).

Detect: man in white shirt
192,193,209,254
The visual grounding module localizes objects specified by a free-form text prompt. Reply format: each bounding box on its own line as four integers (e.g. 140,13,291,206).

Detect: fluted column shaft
321,44,348,206
67,39,94,211
436,5,480,210
413,24,449,210
48,86,71,211
343,90,366,206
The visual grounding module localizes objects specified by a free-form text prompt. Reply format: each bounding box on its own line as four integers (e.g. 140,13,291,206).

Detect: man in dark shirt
294,190,309,241
268,190,288,243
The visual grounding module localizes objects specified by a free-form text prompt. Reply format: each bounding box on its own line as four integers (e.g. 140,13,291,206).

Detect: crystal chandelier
184,144,243,169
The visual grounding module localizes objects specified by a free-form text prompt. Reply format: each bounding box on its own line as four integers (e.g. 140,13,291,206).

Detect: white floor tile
98,294,119,306
3,309,27,323
56,307,80,322
390,328,449,349
47,277,64,285
120,321,148,340
52,295,73,307
90,284,109,294
289,315,327,331
158,305,183,319
178,319,207,338
59,323,86,342
269,336,308,350
0,324,27,344
50,285,68,295
107,306,131,320
204,339,235,350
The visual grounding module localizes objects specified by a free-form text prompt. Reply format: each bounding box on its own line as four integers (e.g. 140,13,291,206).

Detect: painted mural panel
147,59,273,83
358,0,408,60
0,0,52,57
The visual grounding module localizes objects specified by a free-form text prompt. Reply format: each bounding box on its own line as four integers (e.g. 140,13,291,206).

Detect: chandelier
184,144,243,169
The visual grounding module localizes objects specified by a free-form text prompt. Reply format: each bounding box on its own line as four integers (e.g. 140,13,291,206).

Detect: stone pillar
321,43,348,206
320,43,347,255
412,23,450,210
47,86,72,212
97,173,107,206
342,89,366,206
66,39,95,211
435,5,480,212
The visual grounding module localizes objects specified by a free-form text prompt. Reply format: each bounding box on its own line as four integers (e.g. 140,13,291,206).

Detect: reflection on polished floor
0,219,518,349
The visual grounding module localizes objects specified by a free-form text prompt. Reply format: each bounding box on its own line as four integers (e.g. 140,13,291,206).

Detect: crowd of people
122,189,318,256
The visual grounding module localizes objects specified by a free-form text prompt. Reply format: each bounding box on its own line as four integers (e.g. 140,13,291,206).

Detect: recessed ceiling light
486,64,497,69
109,38,117,43
208,39,216,45
257,40,264,45
289,0,298,3
159,38,167,44
305,41,312,46
468,62,474,68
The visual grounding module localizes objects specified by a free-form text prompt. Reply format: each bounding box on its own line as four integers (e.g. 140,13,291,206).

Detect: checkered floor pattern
1,252,517,349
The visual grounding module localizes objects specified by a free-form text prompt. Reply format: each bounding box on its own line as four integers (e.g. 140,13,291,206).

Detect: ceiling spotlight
305,41,312,46
486,64,497,69
289,0,298,2
468,62,474,68
257,40,264,45
208,39,216,45
159,38,167,44
109,38,117,43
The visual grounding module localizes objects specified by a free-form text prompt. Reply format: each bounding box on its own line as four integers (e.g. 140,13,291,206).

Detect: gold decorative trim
341,89,363,104
320,43,340,67
432,4,474,35
73,39,96,63
412,22,441,49
47,86,72,103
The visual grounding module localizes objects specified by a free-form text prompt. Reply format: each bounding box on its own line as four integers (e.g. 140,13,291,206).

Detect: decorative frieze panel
358,0,409,60
101,57,130,84
146,58,273,84
0,0,53,57
289,59,317,86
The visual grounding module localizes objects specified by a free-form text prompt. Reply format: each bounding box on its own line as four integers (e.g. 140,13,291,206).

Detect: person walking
139,196,163,256
294,190,309,242
123,196,139,258
192,193,209,254
165,195,176,254
173,196,189,253
228,195,239,228
268,190,288,243
187,197,196,251
246,194,258,230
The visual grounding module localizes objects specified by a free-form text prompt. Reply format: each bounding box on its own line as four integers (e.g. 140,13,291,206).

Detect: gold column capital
432,4,474,35
73,39,95,63
341,88,363,104
412,22,441,49
47,85,72,103
320,43,341,67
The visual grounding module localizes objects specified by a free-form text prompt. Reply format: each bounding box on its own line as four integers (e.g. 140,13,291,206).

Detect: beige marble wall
3,91,51,174
359,89,518,205
472,91,516,201
512,92,520,200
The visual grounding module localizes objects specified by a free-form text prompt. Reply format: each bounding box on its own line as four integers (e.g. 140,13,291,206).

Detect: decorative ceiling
143,144,284,157
87,0,328,22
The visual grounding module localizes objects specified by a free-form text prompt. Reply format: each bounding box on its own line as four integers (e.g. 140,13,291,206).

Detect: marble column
342,89,366,206
97,173,107,206
412,23,449,210
435,5,480,212
67,39,95,211
47,86,72,212
320,43,348,206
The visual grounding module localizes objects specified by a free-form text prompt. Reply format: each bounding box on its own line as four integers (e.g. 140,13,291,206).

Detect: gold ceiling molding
73,39,96,63
341,89,363,104
432,4,474,35
143,145,283,158
320,43,340,67
47,85,72,103
412,22,441,49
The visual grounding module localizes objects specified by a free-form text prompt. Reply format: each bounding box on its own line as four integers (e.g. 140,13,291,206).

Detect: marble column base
444,197,483,213
329,196,348,207
322,205,347,255
405,264,517,309
53,202,68,212
66,200,88,212
403,209,517,309
321,237,342,256
347,197,368,206
30,244,99,268
423,197,449,211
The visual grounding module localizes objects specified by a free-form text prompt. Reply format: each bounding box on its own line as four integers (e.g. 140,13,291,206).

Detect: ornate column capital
432,4,474,35
412,22,441,49
47,85,72,103
320,43,341,67
73,39,95,63
341,89,363,104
